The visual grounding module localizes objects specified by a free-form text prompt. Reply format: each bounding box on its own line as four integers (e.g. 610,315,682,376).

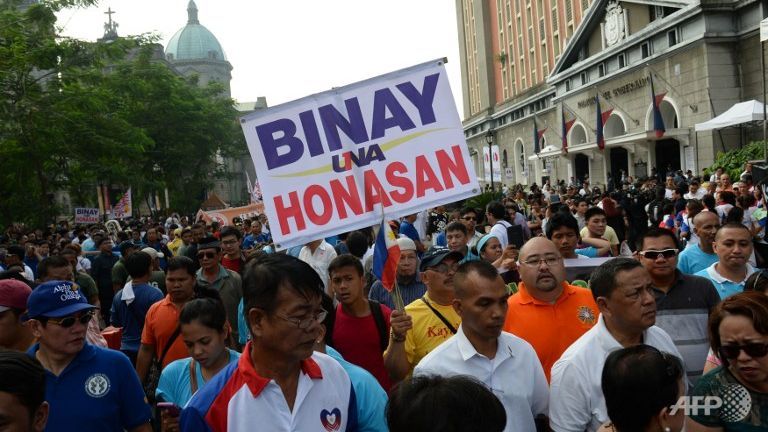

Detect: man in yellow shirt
579,207,619,256
384,247,462,384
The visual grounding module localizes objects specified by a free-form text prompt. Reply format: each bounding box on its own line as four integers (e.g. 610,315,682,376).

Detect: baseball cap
25,280,94,320
0,279,32,313
419,246,463,272
197,236,221,250
140,247,164,259
396,237,417,252
119,240,140,255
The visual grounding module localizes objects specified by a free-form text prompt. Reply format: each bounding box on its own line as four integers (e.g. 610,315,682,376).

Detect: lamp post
485,129,495,191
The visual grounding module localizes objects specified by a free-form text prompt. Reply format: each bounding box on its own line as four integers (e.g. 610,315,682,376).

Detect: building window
565,78,572,91
641,41,652,59
598,62,606,77
618,52,626,68
554,33,560,58
668,28,680,47
580,71,588,85
565,0,573,21
581,0,589,11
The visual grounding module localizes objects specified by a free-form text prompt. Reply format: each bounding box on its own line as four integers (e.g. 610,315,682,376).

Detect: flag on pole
595,95,613,150
372,219,401,292
533,117,547,154
650,74,667,138
561,103,576,154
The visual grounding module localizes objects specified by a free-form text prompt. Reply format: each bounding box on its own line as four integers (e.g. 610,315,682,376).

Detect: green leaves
708,141,765,182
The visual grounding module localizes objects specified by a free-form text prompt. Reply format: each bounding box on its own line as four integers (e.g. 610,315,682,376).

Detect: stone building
457,0,768,188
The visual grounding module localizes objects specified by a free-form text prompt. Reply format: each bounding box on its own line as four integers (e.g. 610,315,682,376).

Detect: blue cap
25,280,95,320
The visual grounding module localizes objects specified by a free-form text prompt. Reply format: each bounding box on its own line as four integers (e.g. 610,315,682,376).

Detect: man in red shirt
328,254,392,390
219,226,245,274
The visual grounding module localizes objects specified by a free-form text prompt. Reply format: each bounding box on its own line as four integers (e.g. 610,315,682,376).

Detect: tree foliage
0,0,244,227
707,141,765,182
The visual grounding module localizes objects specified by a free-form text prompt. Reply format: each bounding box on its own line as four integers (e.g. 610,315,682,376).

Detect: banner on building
196,203,266,227
240,59,478,249
111,188,132,219
74,208,100,224
482,145,502,183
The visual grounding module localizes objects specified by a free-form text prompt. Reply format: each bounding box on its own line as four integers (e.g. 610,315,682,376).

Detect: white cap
396,237,416,252
140,247,164,259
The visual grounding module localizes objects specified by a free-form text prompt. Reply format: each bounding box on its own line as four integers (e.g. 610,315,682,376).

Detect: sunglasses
638,248,678,260
197,251,217,259
719,343,768,359
462,216,477,221
46,311,94,328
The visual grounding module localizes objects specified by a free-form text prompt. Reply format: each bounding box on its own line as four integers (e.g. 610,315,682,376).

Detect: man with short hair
219,226,245,273
579,207,619,256
0,279,34,351
241,219,271,250
26,281,152,432
444,221,479,262
636,228,720,384
181,254,358,431
572,198,588,230
415,260,549,432
182,223,207,267
110,252,164,365
90,237,119,322
329,254,392,390
176,227,193,257
111,240,140,296
487,201,514,248
694,223,757,298
548,258,682,432
460,207,484,248
368,237,427,309
136,256,200,384
0,350,49,432
384,247,463,384
299,238,338,292
4,245,34,281
677,210,720,274
59,249,99,305
196,237,243,344
503,238,598,381
546,213,610,259
142,227,170,270
685,179,706,200
717,173,733,192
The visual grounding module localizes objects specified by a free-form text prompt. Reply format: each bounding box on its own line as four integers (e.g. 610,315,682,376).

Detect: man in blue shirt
111,251,164,365
695,223,756,299
25,280,152,432
678,211,720,274
241,218,272,250
369,237,427,309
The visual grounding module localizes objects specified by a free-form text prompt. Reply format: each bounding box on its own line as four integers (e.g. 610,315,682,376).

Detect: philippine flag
372,219,401,292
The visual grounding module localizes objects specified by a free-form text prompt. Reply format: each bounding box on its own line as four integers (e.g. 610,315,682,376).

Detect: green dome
165,1,227,61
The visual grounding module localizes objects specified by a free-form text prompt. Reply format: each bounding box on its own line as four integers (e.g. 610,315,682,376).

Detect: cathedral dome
165,1,226,61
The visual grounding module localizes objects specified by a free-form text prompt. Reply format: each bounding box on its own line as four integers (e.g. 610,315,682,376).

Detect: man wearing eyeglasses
549,258,682,432
503,237,598,381
195,236,243,344
182,254,358,431
25,280,152,432
636,228,720,385
384,246,463,384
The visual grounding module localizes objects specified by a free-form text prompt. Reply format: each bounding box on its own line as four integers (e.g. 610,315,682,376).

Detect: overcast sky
56,0,464,115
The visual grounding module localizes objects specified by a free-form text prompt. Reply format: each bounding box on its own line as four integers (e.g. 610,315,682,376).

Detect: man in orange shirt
502,237,598,381
136,256,198,385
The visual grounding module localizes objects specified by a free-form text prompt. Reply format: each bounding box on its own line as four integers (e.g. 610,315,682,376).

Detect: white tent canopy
695,100,767,132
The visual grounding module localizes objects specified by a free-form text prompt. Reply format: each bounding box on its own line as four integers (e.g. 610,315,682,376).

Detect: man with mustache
415,260,549,432
549,258,682,432
694,223,757,299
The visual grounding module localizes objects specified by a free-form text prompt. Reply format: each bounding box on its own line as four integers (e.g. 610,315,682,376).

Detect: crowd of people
0,163,767,431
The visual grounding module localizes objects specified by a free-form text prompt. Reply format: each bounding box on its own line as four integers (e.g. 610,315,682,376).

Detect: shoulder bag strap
189,358,199,395
368,300,389,352
158,326,181,366
420,297,457,335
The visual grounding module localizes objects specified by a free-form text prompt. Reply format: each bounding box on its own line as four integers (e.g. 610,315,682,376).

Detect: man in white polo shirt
181,254,357,431
549,258,682,432
415,260,549,432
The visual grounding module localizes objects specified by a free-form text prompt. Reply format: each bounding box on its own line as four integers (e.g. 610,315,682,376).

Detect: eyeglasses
638,249,678,260
46,311,94,328
462,216,477,221
197,251,217,259
521,257,562,267
276,310,327,330
719,343,768,359
430,263,460,274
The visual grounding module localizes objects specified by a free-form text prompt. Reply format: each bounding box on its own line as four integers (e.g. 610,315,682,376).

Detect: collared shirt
694,262,757,299
181,343,358,431
651,271,721,385
28,343,151,432
368,274,427,310
197,265,243,344
549,315,682,432
503,282,599,381
677,244,719,275
415,326,549,432
110,283,164,352
141,295,189,368
298,241,338,289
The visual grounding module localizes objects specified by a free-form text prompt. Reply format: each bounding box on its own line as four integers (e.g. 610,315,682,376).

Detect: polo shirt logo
320,407,341,431
577,306,597,325
426,325,452,338
84,373,110,398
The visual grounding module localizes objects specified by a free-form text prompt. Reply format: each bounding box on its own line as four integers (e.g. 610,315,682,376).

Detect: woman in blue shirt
156,294,240,431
